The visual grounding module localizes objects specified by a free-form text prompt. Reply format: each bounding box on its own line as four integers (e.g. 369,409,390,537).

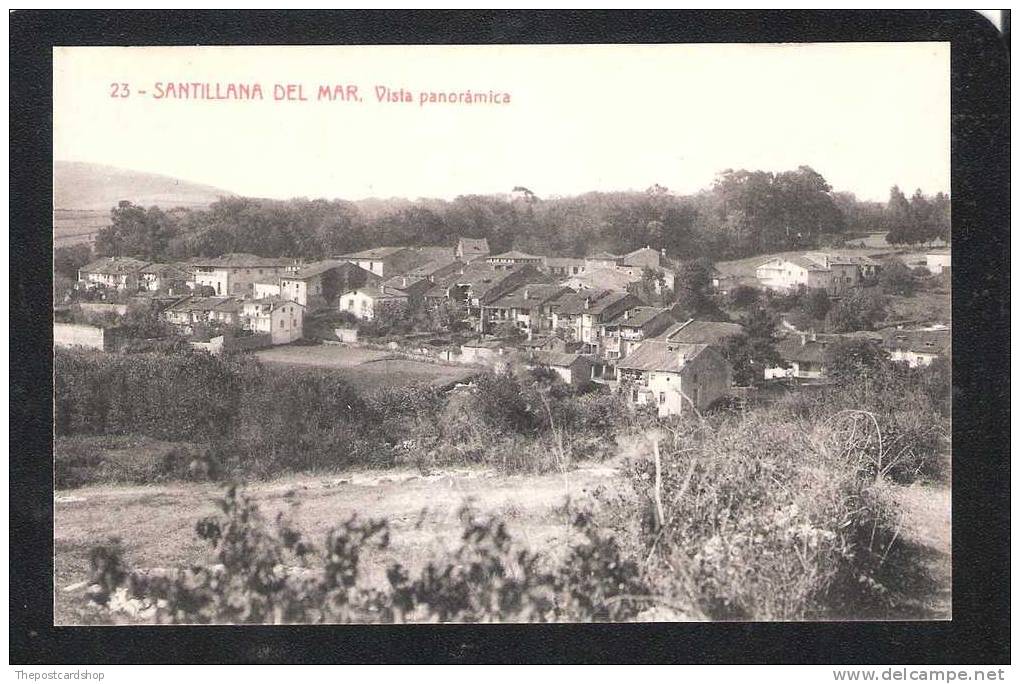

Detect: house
280,260,378,309
619,246,664,269
191,253,298,297
338,285,409,321
584,251,621,271
241,298,305,345
543,257,586,278
78,257,149,291
755,253,860,295
617,341,732,416
599,306,677,360
524,351,593,388
550,289,643,353
338,247,422,278
926,252,951,275
482,283,572,338
486,250,545,271
880,326,950,367
768,333,834,380
517,336,570,353
841,254,883,279
425,263,545,329
405,258,462,282
381,274,433,307
455,237,491,263
657,319,744,346
161,296,245,333
253,281,282,299
138,263,190,292
561,267,641,292
613,264,676,293
459,338,512,365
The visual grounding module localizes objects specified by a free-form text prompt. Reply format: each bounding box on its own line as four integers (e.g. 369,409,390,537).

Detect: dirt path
887,482,952,619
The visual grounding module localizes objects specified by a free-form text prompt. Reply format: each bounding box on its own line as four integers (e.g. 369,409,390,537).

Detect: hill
54,161,232,211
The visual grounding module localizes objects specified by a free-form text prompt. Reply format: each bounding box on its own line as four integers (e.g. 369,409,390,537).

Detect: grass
885,290,951,326
254,344,478,390
54,465,618,624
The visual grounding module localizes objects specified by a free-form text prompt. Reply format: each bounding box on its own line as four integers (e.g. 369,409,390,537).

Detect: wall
54,323,107,351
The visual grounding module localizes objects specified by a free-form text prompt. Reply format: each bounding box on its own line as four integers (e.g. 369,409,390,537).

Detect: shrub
621,410,918,620
880,261,917,296
728,284,760,308
83,487,649,624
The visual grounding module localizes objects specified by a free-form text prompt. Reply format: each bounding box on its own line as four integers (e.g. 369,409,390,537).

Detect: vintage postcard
52,43,951,625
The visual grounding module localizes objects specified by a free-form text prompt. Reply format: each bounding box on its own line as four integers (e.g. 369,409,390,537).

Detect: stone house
241,298,305,345
78,257,149,291
617,341,732,416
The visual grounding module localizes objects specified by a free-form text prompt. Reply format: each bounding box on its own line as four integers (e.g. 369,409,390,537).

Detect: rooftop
529,350,585,368
281,260,353,280
618,340,709,373
191,253,296,268
340,246,409,259
660,319,744,344
457,237,491,256
165,296,245,314
79,257,150,275
488,250,543,261
561,266,640,291
553,289,636,315
488,284,570,309
604,306,673,329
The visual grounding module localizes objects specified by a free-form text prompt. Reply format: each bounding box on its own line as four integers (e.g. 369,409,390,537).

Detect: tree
825,338,891,385
797,288,832,322
879,261,917,296
884,186,914,245
930,192,951,244
723,305,783,387
54,243,92,280
95,201,178,259
826,288,887,332
728,284,760,308
673,257,714,317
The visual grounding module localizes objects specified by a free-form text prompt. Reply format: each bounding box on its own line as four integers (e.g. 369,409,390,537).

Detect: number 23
110,83,130,98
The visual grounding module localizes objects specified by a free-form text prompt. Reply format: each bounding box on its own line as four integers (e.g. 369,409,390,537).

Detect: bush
619,408,921,620
83,487,649,624
880,261,917,296
728,284,761,308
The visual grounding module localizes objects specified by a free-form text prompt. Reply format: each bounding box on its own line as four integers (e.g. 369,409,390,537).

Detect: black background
9,10,1010,664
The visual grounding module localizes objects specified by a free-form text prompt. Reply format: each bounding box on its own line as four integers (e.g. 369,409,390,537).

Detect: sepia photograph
48,41,956,626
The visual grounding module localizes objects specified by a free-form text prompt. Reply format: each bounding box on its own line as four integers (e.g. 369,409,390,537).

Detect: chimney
584,296,591,310
624,309,630,320
800,333,807,346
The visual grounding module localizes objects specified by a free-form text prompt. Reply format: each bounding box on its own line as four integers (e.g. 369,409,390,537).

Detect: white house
616,341,732,416
242,298,305,345
755,253,860,295
191,253,297,297
926,252,951,275
338,286,409,321
78,257,149,291
881,327,950,368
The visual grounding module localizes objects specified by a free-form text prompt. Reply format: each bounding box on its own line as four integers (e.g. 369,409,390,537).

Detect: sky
53,43,950,203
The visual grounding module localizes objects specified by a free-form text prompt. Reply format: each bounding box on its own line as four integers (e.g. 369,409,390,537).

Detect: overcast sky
54,43,949,202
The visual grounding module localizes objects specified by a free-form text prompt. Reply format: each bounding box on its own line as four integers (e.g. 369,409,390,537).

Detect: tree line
74,167,950,269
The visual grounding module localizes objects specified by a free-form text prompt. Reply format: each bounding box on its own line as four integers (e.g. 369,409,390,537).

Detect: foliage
825,339,892,384
885,187,950,246
54,243,93,279
84,487,648,624
825,288,888,332
723,305,784,387
879,261,917,296
727,284,761,308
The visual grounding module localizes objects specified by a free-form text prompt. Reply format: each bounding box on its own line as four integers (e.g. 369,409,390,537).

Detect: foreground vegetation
57,343,949,623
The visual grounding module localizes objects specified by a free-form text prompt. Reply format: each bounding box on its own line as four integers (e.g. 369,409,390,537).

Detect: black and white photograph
44,39,961,626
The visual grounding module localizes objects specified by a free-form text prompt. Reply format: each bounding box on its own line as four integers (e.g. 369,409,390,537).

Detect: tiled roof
776,335,834,364
660,319,744,344
561,267,639,291
553,289,636,315
165,296,244,314
604,306,673,329
80,257,150,275
191,253,296,268
457,237,490,255
488,250,543,261
587,251,620,260
879,327,951,355
346,285,409,300
544,257,585,268
489,284,570,309
282,260,351,280
340,246,409,259
139,262,188,276
618,340,708,373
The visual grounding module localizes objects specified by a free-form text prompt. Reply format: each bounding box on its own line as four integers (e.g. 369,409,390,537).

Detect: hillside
54,161,232,211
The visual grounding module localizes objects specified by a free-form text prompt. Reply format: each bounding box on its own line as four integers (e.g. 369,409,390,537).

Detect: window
659,392,666,404
279,320,284,329
346,300,353,310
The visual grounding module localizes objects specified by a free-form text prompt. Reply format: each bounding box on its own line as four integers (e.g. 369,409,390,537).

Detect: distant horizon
54,158,946,207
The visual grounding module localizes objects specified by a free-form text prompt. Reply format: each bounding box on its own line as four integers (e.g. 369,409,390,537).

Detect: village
55,236,951,416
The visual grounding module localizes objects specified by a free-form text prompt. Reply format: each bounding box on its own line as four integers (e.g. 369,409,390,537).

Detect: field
254,344,479,390
53,209,109,247
54,465,618,624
